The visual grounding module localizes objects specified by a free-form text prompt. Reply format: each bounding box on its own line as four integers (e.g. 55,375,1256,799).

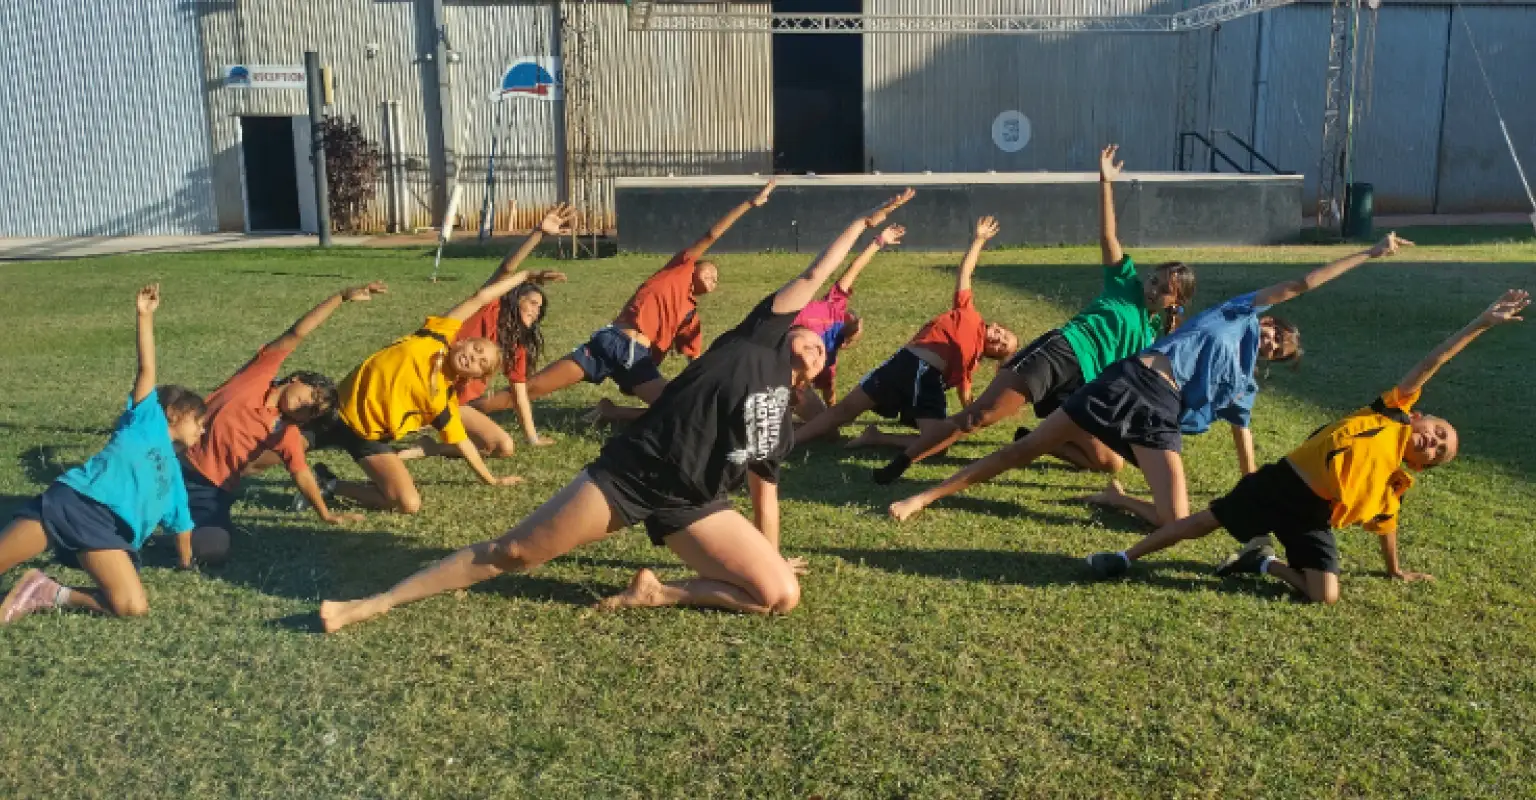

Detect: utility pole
430,0,457,223
305,51,332,247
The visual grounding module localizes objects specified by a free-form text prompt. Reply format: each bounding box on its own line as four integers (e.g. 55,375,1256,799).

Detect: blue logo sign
496,58,560,100
226,65,252,87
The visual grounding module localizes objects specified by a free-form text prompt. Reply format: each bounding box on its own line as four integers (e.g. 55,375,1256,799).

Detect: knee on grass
752,574,801,615
389,490,423,515
108,592,149,618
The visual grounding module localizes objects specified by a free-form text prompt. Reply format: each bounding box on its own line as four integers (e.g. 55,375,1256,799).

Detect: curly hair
156,385,206,421
276,370,338,416
496,283,547,373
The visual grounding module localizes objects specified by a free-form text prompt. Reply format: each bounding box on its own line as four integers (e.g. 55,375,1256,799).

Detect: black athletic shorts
303,417,395,461
858,348,948,426
1003,329,1084,418
586,460,732,547
1210,459,1340,575
1061,357,1183,462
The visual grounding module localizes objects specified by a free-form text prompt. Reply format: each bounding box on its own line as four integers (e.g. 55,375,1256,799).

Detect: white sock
1259,556,1277,575
1117,551,1131,566
53,585,71,607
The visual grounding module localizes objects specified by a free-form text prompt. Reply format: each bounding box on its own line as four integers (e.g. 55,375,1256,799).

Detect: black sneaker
1215,536,1275,577
872,455,911,486
1085,551,1130,579
1013,425,1032,441
293,463,339,512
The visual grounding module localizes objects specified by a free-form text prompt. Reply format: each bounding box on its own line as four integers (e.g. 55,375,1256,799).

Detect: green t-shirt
1057,256,1159,382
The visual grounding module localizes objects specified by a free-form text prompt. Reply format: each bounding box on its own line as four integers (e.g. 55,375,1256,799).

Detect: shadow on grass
17,446,72,486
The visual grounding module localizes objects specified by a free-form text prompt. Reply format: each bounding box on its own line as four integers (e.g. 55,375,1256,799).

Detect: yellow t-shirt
1285,387,1420,535
337,316,468,445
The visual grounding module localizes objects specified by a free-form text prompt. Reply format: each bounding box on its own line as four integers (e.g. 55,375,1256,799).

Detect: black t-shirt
598,295,796,503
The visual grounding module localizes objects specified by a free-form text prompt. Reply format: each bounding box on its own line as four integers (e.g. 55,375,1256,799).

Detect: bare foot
1083,478,1128,508
889,497,923,522
319,597,385,633
595,568,668,612
845,424,881,450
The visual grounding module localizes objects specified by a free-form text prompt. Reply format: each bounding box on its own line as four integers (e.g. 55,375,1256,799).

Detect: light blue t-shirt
1144,291,1269,434
58,393,194,549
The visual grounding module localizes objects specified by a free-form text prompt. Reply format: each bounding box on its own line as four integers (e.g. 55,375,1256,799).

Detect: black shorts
586,461,732,547
1003,329,1084,418
304,417,395,461
1210,459,1340,575
12,482,141,570
182,463,237,530
1061,357,1183,462
858,348,948,426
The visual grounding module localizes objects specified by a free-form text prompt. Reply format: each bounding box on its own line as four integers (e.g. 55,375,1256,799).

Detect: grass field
2,236,1535,798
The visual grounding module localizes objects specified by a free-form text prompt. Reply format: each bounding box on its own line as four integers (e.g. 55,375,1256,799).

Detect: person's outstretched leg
398,406,516,460
597,510,799,615
888,409,1082,521
794,388,878,444
0,519,49,573
69,550,149,617
874,377,1030,484
320,473,623,632
847,418,945,451
1085,510,1224,579
1052,431,1126,473
525,357,588,401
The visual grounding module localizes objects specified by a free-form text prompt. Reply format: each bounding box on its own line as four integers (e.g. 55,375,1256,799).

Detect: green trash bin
1343,182,1374,240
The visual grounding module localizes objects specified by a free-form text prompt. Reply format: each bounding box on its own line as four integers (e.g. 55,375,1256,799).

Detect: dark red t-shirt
908,289,987,397
184,345,308,492
614,251,703,362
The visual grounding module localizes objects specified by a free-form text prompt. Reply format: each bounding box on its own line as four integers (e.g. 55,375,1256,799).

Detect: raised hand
751,179,778,208
539,203,576,236
1100,144,1124,182
1478,288,1530,328
136,283,161,315
877,224,906,247
342,281,389,302
1367,231,1415,258
974,215,1001,241
865,188,916,227
530,270,568,285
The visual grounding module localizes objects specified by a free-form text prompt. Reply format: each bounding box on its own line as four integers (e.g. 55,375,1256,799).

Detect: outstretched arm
510,383,551,445
771,189,915,315
1397,289,1529,396
454,438,522,486
1377,532,1433,582
1253,233,1413,308
1231,423,1257,475
1099,144,1125,265
269,282,388,352
480,204,575,290
836,225,904,295
956,216,999,296
680,180,776,263
133,284,160,404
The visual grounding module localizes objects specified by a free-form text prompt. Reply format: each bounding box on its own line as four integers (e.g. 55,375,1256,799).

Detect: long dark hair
1153,261,1198,337
497,283,547,372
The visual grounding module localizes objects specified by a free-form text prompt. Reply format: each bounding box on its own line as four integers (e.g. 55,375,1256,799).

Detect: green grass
1,239,1534,798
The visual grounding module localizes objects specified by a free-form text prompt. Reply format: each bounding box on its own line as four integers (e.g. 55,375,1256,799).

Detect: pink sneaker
1,569,62,624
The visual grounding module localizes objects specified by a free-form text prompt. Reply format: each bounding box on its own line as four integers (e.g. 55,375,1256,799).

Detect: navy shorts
12,482,141,570
859,348,949,426
1061,357,1183,462
567,326,664,396
586,460,732,547
182,463,237,531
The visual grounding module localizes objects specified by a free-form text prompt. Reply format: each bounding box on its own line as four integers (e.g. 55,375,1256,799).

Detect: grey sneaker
1215,536,1276,577
1086,551,1130,579
293,463,339,513
1,569,61,624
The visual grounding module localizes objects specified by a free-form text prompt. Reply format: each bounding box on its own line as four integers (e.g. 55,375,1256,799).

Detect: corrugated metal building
1,0,1531,236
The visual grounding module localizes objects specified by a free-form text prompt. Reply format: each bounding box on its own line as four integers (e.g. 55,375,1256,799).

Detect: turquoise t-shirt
58,393,194,549
1057,256,1159,382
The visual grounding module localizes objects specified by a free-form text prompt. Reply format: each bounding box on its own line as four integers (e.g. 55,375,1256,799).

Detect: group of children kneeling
2,146,1527,630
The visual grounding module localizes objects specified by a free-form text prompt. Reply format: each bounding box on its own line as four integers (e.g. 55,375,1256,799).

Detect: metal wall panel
1251,4,1328,206
0,0,216,236
1345,6,1449,212
864,0,1187,175
1436,5,1536,212
196,0,434,232
446,1,562,234
575,1,773,231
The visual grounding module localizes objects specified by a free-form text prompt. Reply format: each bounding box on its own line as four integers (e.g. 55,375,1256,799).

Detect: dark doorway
772,0,863,174
241,116,301,231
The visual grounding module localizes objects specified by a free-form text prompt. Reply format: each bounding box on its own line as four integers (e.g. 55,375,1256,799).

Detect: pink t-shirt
794,285,854,392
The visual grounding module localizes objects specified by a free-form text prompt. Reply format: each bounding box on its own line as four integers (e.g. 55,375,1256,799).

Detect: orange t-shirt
183,344,308,492
614,251,703,362
456,299,529,404
908,289,987,397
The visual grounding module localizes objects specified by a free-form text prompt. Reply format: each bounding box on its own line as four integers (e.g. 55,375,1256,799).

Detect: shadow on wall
12,166,218,257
